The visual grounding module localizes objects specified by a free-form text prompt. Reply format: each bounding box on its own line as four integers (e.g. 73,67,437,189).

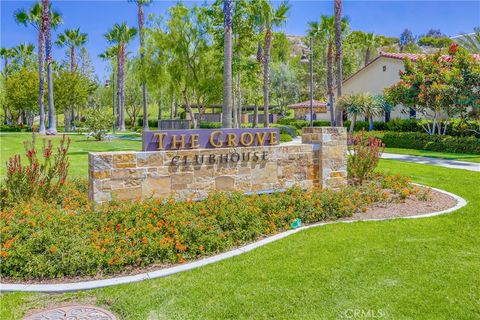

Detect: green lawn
1,160,479,319
385,147,480,163
0,132,142,177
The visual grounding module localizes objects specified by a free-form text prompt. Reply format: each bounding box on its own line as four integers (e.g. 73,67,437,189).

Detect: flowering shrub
0,174,419,280
1,134,70,206
348,130,385,184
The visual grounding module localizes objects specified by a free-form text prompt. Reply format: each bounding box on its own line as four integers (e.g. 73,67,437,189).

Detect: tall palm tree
0,48,15,73
99,46,119,129
222,0,234,128
310,16,347,127
334,0,343,126
55,28,88,72
363,33,379,66
105,22,137,131
456,27,480,53
130,0,152,130
253,0,289,128
55,28,87,131
42,0,61,135
15,1,61,134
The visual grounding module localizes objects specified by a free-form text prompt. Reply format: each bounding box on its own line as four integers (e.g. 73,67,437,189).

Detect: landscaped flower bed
0,174,430,280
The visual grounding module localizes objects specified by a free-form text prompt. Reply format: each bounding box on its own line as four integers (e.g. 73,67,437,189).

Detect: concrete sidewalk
381,153,480,172
286,137,479,172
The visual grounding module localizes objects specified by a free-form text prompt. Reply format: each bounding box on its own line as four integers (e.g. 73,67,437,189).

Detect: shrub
271,124,298,138
199,121,222,129
0,125,23,132
280,133,293,142
380,132,480,154
348,130,385,184
0,174,418,280
84,109,112,141
2,134,71,206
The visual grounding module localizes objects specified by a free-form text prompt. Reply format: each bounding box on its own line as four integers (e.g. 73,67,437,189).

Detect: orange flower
0,251,7,258
50,245,57,254
142,237,148,245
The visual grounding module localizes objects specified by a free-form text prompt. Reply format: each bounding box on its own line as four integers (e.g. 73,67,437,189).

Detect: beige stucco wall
342,57,413,121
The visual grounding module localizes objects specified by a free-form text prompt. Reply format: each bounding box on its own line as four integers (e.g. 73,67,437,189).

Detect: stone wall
302,127,348,189
88,127,347,203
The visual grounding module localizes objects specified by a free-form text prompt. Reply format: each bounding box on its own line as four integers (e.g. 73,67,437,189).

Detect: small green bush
0,125,23,132
199,121,222,129
380,132,480,154
280,133,293,142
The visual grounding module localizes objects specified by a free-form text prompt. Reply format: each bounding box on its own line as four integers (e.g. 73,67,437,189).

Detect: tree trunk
222,0,233,128
365,47,371,66
70,46,75,72
237,73,242,128
43,0,57,135
253,104,258,128
368,116,374,131
326,43,335,126
118,44,126,131
138,3,149,131
38,18,46,134
334,0,343,127
263,29,272,128
349,113,356,133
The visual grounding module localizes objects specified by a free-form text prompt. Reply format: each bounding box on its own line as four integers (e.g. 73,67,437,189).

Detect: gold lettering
209,131,223,148
191,134,200,148
154,133,168,150
255,132,267,146
240,132,254,146
227,133,237,147
269,132,278,145
171,134,186,149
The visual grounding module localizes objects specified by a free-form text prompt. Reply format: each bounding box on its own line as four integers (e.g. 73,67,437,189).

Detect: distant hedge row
380,132,480,154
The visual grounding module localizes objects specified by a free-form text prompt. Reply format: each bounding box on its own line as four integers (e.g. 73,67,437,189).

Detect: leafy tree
418,36,452,48
11,43,35,68
0,48,16,74
399,28,415,52
456,27,480,53
4,67,38,126
15,1,61,134
270,62,300,115
84,108,113,140
104,22,137,131
385,46,479,135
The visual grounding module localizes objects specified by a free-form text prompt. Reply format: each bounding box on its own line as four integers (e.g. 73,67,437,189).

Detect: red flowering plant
348,130,385,185
384,45,480,135
1,132,71,205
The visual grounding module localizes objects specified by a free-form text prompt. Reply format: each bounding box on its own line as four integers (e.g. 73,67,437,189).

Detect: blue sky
1,0,479,80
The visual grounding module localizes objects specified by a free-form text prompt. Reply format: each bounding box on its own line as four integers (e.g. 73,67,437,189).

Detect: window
382,66,387,72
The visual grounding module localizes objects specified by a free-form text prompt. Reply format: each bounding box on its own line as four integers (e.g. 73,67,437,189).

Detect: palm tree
0,48,15,73
12,43,35,67
130,0,152,130
310,15,348,127
222,0,234,128
334,0,343,126
99,46,119,129
55,28,87,131
55,28,88,72
15,1,61,134
253,0,289,128
456,27,480,53
105,22,137,131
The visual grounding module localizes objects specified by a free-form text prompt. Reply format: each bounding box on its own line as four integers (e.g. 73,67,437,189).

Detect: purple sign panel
143,128,280,151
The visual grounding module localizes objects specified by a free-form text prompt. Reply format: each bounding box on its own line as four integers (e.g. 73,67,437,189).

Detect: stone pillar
301,127,347,189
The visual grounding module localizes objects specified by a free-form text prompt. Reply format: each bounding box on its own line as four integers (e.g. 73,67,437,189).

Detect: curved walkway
382,153,480,172
0,186,467,293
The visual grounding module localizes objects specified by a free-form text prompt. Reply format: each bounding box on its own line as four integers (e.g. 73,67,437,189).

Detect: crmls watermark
339,308,386,319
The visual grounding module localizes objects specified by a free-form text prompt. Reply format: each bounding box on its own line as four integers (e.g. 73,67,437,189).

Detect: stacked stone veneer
88,127,347,203
302,127,348,189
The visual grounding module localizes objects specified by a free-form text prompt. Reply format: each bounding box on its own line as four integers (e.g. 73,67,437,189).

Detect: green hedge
380,132,480,154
